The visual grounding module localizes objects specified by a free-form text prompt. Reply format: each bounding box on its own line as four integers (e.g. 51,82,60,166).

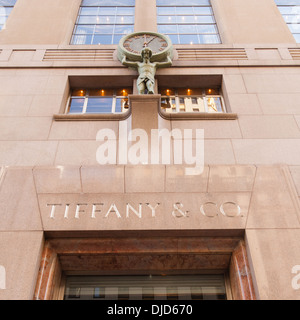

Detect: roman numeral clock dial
124,35,167,54
117,31,173,62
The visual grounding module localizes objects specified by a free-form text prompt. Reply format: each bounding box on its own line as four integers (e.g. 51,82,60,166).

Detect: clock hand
146,36,156,46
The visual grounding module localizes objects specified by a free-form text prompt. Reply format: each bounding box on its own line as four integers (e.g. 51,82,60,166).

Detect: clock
117,31,173,62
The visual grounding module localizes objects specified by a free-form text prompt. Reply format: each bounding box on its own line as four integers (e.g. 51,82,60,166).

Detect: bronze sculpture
122,47,172,94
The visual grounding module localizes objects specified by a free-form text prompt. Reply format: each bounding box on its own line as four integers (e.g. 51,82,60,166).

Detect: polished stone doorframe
33,235,256,300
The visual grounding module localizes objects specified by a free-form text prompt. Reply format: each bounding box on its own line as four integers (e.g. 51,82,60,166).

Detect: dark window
64,274,227,300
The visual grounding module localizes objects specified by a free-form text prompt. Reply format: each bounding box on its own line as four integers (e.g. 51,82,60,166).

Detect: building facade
0,0,300,300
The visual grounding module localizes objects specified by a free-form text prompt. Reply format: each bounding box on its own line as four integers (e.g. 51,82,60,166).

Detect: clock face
117,31,173,62
122,33,169,55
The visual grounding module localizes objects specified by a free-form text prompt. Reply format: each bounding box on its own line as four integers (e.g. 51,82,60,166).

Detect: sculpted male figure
122,47,172,94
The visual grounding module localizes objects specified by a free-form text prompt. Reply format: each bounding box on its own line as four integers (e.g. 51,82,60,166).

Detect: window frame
156,0,221,45
160,89,226,114
0,0,17,31
63,274,229,300
275,0,300,42
66,89,131,115
70,0,135,45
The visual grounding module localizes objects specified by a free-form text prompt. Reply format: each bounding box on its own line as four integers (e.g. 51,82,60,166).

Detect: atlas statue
122,47,172,95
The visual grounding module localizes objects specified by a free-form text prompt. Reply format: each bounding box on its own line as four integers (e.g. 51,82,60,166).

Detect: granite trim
33,242,61,300
33,236,256,300
229,240,256,300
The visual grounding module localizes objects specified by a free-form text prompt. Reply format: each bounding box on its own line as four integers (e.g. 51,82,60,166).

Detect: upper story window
64,274,227,300
71,0,135,45
275,0,300,42
156,0,221,45
160,88,225,114
0,0,17,30
67,88,132,114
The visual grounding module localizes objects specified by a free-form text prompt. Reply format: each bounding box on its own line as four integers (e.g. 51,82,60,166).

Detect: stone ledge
53,109,131,121
159,108,238,120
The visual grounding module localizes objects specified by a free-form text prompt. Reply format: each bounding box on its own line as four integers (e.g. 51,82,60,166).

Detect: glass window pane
72,34,93,44
293,33,300,42
112,34,124,44
0,7,12,15
275,0,300,5
278,7,290,15
157,16,176,23
165,34,179,44
157,7,176,15
0,0,16,27
289,6,300,14
178,24,198,34
197,24,218,34
80,7,99,15
283,15,300,23
288,23,300,32
179,97,185,112
157,0,210,6
111,0,135,5
0,0,17,5
114,25,134,34
158,24,178,34
199,34,220,43
0,16,7,24
68,89,132,114
194,98,206,112
157,0,221,44
116,7,135,15
98,7,117,16
276,2,300,42
86,97,113,113
186,97,205,112
78,15,99,24
175,7,195,15
279,6,300,15
176,15,198,24
115,15,134,24
69,98,85,114
92,34,112,44
97,16,116,24
115,98,127,112
194,15,215,23
206,97,223,113
72,0,135,45
94,24,114,34
83,0,135,5
75,25,95,35
82,0,101,5
159,87,224,114
194,7,212,15
179,34,199,44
